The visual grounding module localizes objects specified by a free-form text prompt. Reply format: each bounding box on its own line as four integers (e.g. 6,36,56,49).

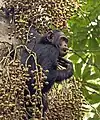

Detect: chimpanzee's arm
56,61,73,82
42,62,73,93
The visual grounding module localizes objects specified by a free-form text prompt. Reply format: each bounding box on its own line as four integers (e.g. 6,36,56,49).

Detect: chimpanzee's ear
47,30,54,42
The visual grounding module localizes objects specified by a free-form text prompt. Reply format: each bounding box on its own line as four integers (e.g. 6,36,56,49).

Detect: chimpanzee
1,7,73,119
21,28,73,118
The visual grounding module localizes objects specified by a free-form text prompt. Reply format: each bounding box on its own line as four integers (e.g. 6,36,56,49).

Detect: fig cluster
45,79,87,120
3,0,80,43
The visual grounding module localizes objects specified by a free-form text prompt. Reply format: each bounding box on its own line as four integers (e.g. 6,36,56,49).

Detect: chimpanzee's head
59,36,68,57
41,30,68,57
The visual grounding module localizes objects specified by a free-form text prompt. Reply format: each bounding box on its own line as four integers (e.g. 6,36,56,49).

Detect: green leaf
82,86,90,100
82,65,91,80
88,39,99,50
94,54,100,67
85,73,99,80
78,39,87,49
88,93,100,104
74,63,82,78
68,54,79,63
97,105,100,113
86,82,100,92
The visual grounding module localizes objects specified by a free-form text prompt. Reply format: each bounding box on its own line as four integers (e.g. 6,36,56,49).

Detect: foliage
67,0,100,119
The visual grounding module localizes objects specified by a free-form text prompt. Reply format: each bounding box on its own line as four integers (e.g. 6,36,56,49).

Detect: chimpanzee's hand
66,62,73,71
57,56,72,69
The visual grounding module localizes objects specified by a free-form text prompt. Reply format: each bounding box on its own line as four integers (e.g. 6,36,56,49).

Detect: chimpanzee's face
59,37,68,57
